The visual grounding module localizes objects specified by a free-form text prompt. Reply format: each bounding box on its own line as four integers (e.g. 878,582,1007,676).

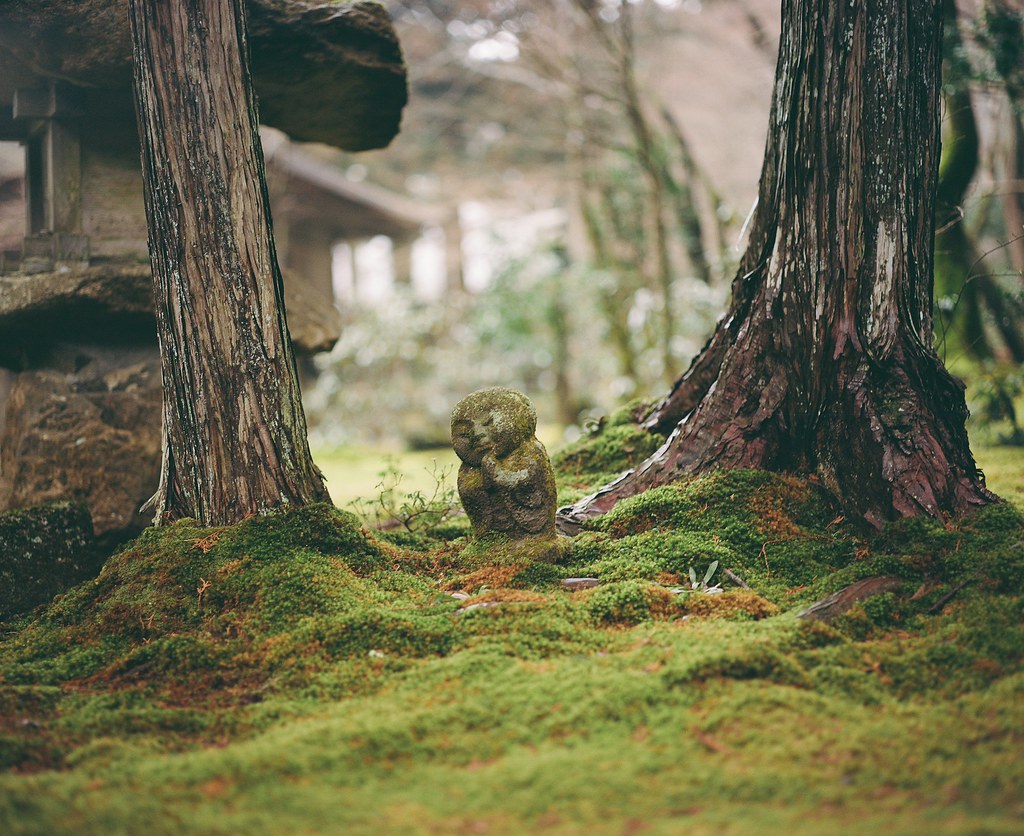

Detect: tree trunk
130,0,330,526
559,0,995,531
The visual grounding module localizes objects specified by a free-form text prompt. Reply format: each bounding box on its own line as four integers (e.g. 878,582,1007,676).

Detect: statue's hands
481,452,498,484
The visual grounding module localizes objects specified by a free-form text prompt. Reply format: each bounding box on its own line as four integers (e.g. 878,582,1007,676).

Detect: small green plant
688,560,723,594
350,457,461,534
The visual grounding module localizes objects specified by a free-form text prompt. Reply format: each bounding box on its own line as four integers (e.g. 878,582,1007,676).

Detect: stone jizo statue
451,387,571,563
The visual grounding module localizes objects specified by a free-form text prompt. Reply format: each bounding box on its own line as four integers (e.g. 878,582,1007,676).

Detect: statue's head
451,387,537,465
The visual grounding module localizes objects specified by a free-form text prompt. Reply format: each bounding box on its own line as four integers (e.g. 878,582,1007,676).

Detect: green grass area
314,445,460,511
2,430,1024,833
976,445,1024,507
312,424,563,522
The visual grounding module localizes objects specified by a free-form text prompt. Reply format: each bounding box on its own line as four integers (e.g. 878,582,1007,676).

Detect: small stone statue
451,387,571,563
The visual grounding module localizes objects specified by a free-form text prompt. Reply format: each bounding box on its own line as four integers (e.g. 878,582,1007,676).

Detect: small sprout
687,560,723,594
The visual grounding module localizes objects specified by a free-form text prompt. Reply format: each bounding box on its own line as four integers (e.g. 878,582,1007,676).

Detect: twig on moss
191,529,224,553
927,579,971,614
723,568,750,589
196,577,211,608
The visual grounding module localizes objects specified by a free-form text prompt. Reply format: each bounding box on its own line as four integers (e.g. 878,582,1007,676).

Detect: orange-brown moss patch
445,564,525,593
749,476,813,538
681,590,780,620
463,589,550,606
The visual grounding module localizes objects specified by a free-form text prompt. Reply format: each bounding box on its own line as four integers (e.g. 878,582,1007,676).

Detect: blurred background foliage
302,0,1024,458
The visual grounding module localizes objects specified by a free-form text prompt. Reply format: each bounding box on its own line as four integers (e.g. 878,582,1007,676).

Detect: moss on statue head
451,387,537,464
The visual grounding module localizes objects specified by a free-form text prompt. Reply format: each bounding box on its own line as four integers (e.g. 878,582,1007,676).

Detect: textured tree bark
560,0,995,530
129,0,330,525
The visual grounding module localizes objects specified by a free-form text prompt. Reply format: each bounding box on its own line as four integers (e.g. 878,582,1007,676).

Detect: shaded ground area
2,427,1023,833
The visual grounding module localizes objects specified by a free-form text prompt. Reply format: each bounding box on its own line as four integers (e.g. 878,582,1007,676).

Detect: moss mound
568,470,854,602
552,402,664,490
2,464,1024,832
0,505,458,699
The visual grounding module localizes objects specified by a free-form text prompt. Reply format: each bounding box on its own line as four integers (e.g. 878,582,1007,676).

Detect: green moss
582,580,659,625
563,470,855,604
940,503,1024,589
553,423,664,487
871,596,1024,698
375,517,471,550
459,531,572,568
0,733,61,772
301,610,456,658
0,505,451,732
217,503,388,574
2,469,1024,832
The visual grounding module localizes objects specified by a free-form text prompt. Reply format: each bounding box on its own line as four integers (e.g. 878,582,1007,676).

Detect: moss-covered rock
0,502,99,621
552,402,664,489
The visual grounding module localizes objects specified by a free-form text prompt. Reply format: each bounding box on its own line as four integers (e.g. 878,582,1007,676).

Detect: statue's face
451,410,496,467
451,387,537,465
488,416,527,458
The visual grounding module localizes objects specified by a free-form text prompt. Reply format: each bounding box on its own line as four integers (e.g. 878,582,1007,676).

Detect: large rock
0,347,161,546
0,501,99,621
248,0,407,151
0,266,154,362
0,0,407,153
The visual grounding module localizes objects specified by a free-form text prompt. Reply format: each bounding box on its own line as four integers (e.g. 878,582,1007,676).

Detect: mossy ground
2,434,1023,833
